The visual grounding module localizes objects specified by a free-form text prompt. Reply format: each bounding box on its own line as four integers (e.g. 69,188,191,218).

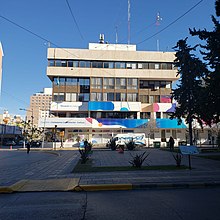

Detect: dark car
31,141,42,147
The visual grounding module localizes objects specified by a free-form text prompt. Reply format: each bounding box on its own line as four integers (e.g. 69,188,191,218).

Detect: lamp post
19,108,34,142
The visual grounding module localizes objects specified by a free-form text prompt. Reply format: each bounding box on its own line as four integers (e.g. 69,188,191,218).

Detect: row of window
54,92,171,103
53,77,172,90
49,59,174,70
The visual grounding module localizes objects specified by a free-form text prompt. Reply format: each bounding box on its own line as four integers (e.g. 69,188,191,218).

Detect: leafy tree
190,0,220,126
171,38,207,145
20,120,43,142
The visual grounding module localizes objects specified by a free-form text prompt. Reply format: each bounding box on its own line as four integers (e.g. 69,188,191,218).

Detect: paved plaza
0,146,220,192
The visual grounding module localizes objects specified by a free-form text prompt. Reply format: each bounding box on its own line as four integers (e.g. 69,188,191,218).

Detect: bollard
10,145,12,150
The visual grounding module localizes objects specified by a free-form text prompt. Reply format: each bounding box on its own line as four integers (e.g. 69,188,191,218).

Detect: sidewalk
1,147,220,193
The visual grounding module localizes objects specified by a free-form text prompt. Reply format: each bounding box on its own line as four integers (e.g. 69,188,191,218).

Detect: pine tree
190,0,220,126
171,38,207,145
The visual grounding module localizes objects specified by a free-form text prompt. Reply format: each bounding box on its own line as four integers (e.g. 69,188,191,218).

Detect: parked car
4,140,16,146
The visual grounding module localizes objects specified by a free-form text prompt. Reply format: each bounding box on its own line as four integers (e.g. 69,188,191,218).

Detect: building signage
88,101,141,112
179,146,199,155
38,117,92,128
50,102,88,111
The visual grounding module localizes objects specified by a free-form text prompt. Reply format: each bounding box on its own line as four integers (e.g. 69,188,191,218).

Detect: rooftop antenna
156,12,162,51
115,25,118,44
99,34,104,44
128,0,131,44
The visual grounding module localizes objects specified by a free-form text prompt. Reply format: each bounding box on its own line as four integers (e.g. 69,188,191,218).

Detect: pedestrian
169,136,175,151
26,141,31,154
84,139,88,149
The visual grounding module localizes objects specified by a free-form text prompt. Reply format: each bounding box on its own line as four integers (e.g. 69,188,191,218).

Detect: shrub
129,151,150,168
172,153,183,167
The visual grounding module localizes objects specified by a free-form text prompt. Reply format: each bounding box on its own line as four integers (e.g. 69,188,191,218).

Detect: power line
0,14,79,58
137,0,204,45
65,0,84,40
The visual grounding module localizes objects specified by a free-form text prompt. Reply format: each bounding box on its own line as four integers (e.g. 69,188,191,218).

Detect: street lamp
19,108,34,143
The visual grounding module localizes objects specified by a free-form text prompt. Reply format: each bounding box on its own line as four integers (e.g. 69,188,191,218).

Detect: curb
132,182,220,190
0,186,13,193
74,184,133,192
74,182,220,192
1,181,220,193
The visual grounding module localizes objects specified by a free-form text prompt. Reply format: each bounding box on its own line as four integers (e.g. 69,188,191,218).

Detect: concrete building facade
27,88,52,127
38,41,195,146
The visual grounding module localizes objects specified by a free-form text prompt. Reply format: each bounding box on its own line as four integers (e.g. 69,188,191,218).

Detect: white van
113,133,146,146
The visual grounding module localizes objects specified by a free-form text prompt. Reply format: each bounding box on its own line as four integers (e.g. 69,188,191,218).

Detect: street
0,188,220,220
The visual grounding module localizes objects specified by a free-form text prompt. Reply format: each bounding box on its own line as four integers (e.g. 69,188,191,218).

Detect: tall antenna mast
128,0,131,44
156,12,162,51
115,25,118,44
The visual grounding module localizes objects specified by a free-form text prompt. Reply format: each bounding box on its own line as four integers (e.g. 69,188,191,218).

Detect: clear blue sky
0,0,217,117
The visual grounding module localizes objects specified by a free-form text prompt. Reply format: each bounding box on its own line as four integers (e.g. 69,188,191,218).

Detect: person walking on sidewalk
26,141,31,154
169,136,175,151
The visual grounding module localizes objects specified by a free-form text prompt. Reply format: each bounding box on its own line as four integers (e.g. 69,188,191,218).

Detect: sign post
179,145,199,169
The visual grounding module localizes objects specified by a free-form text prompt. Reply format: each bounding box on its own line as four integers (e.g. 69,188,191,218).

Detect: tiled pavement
1,147,220,192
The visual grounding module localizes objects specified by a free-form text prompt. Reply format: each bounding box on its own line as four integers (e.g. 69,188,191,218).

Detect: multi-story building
40,39,191,146
27,88,52,127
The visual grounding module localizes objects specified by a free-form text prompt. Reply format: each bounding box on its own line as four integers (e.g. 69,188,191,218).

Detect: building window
91,78,103,89
155,95,160,103
107,93,114,101
140,80,148,89
142,63,149,69
116,93,126,101
54,93,65,101
53,77,65,86
138,63,143,69
155,63,160,69
92,61,103,68
66,78,77,85
66,93,77,101
104,78,115,89
149,63,155,69
126,63,136,69
78,93,90,101
116,78,126,89
140,112,151,119
91,93,102,101
139,95,149,103
48,60,55,66
156,112,161,118
127,78,138,89
79,78,90,86
115,62,126,69
103,62,114,68
149,95,154,104
103,93,114,101
79,61,91,68
127,93,137,102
